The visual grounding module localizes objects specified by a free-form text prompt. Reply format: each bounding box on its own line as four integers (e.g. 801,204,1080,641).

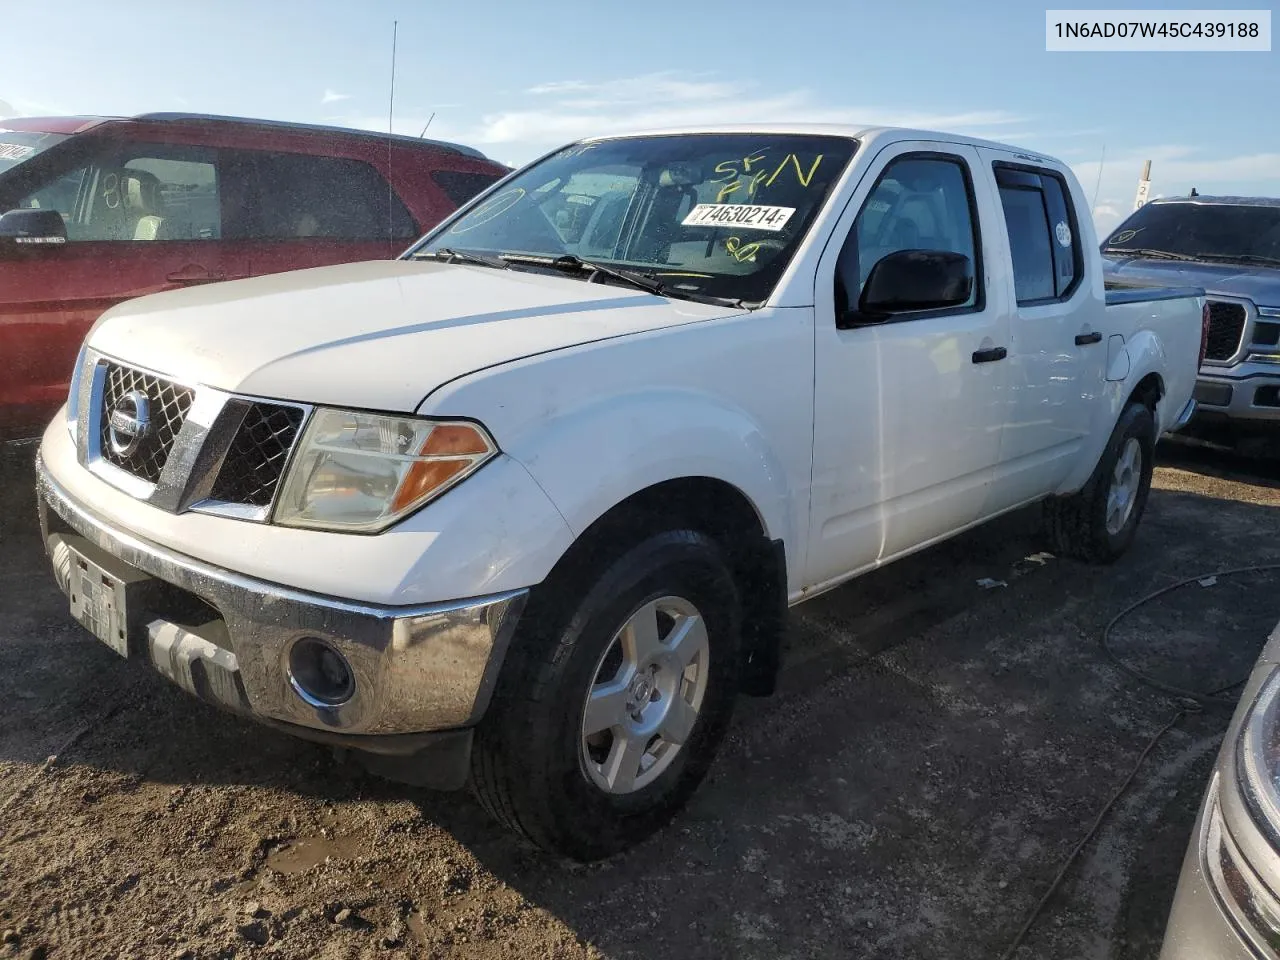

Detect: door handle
972,346,1008,364
165,266,225,284
1075,331,1103,346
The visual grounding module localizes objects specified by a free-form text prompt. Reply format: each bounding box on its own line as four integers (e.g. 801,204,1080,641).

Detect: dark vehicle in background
0,113,508,441
1102,197,1280,445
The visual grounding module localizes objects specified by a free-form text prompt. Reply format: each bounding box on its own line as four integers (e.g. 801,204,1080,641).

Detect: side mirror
0,208,68,248
841,249,973,327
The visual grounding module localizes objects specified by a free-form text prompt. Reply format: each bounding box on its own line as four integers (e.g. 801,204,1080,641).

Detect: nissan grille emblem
107,390,152,457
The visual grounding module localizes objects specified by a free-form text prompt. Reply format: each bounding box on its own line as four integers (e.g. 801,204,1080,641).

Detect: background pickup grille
1204,301,1247,362
209,402,306,507
99,365,194,484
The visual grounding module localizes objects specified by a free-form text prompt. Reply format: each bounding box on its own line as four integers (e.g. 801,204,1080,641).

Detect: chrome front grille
98,363,194,483
1205,300,1247,362
209,402,305,507
79,350,310,521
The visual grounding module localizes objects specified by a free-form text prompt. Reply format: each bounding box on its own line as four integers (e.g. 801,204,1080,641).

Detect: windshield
0,129,69,176
1103,201,1280,263
409,133,858,303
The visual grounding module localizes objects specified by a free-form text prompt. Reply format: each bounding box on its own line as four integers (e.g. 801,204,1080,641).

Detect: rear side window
431,170,503,206
221,152,418,241
995,164,1082,305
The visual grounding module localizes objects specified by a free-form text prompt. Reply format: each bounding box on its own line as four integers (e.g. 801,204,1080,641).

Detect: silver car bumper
36,452,528,743
1194,365,1280,425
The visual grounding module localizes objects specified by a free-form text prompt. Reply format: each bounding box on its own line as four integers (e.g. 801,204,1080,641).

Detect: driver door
805,142,1012,589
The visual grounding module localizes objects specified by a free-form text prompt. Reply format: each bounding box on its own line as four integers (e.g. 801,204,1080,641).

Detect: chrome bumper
36,452,528,739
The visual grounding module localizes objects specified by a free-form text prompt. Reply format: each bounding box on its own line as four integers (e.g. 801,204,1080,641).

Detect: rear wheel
1044,402,1156,563
470,530,740,860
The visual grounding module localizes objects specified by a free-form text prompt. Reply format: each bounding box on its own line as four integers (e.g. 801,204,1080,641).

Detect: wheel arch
536,476,787,697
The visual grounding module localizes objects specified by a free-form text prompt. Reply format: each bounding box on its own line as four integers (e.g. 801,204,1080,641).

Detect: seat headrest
123,169,165,215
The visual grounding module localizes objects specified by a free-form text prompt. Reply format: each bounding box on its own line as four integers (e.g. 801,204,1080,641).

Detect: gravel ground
1,438,1279,960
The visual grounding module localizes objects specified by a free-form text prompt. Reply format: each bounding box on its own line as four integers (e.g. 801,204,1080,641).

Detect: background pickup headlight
274,409,497,533
1238,666,1280,839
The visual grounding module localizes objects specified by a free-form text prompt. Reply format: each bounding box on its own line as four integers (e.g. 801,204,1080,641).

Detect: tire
470,529,741,861
1044,401,1156,563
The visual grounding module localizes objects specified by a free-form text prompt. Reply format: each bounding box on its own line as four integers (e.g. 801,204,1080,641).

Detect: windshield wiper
412,247,509,269
1190,252,1280,268
501,253,755,309
513,253,666,294
1102,247,1200,262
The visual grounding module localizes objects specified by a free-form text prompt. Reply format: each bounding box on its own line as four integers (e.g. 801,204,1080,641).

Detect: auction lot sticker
683,204,796,231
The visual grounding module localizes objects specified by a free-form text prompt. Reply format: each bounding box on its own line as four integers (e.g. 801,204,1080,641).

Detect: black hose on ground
999,561,1280,960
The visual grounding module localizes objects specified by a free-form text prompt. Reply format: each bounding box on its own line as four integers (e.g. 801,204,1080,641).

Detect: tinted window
221,152,417,241
837,154,980,313
432,170,503,206
1103,201,1280,262
15,143,219,242
995,165,1080,304
999,186,1055,302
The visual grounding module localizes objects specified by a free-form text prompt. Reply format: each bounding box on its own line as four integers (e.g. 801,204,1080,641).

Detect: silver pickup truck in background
1102,196,1280,446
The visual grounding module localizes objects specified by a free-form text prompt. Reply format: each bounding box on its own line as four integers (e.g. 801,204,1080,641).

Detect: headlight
274,408,498,533
1238,666,1280,839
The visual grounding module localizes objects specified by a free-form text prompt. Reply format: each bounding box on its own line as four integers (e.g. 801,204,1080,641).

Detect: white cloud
321,89,352,105
332,71,1024,166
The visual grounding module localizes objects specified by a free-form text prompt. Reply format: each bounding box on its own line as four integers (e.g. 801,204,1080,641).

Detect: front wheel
1044,401,1156,563
470,530,741,860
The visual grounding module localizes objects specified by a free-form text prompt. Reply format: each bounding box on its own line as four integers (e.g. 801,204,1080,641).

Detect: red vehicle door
0,139,245,439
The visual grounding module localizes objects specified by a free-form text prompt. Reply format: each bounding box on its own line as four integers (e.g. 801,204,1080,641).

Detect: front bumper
1193,365,1280,426
36,451,527,753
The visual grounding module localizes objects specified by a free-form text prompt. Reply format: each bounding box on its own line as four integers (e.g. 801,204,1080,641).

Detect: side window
16,143,220,242
221,152,418,241
836,154,981,315
994,164,1081,304
431,170,503,207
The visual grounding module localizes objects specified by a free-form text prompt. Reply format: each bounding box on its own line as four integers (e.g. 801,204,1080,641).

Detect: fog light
288,637,355,707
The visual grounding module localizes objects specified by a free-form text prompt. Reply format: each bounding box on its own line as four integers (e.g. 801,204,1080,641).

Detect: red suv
0,113,509,440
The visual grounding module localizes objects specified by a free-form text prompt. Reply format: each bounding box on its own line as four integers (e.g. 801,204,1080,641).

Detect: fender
1057,328,1168,495
421,307,817,594
505,386,794,562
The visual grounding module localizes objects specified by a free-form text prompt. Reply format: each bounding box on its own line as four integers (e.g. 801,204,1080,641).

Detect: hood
1102,255,1280,308
88,260,737,412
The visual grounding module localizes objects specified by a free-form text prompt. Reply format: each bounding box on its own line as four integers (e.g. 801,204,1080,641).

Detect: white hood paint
88,260,736,412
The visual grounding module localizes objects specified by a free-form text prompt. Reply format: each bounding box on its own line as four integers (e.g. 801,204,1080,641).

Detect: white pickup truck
36,124,1206,860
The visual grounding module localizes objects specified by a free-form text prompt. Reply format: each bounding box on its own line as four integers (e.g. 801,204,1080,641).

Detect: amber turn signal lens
391,458,472,512
421,423,492,456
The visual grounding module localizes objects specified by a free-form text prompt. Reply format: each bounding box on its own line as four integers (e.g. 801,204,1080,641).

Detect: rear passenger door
973,151,1107,512
217,150,420,278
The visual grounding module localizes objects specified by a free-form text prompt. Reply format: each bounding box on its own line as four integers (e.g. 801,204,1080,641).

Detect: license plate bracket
68,547,131,657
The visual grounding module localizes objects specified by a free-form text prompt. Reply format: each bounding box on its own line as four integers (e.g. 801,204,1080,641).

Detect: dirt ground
2,438,1279,960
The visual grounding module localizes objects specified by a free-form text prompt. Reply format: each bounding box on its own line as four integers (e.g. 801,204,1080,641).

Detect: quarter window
431,169,504,207
836,154,981,315
994,164,1081,304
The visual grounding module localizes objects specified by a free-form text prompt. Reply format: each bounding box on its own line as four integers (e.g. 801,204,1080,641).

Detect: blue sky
2,0,1276,234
